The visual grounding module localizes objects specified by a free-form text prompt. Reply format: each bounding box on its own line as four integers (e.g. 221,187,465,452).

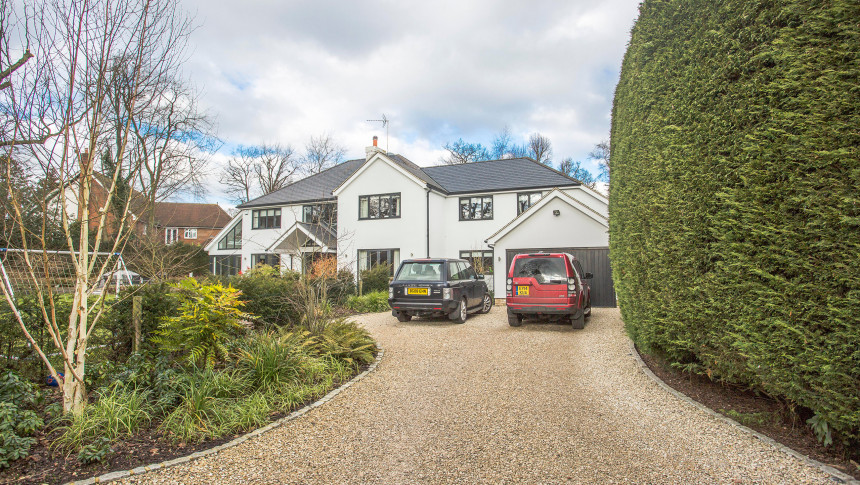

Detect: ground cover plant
611,0,859,451
346,291,390,313
0,270,377,483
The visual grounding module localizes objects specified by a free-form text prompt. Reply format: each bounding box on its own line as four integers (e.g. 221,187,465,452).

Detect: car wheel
507,308,523,327
449,297,467,324
571,309,585,329
397,312,412,322
477,293,493,314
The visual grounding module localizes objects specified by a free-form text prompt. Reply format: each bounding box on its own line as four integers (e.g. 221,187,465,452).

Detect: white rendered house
206,140,615,306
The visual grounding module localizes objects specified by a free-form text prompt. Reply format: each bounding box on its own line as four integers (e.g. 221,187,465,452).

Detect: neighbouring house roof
237,158,365,209
422,158,580,194
152,202,232,229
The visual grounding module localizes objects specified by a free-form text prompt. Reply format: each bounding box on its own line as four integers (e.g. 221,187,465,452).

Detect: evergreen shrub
360,263,391,294
611,0,859,443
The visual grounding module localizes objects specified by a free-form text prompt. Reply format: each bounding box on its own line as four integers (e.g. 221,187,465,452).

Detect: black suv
388,258,493,323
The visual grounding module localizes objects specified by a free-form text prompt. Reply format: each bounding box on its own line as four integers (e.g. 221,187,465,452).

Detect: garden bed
638,350,860,480
2,361,370,485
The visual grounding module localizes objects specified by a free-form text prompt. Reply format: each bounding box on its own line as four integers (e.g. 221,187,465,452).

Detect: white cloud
177,0,640,203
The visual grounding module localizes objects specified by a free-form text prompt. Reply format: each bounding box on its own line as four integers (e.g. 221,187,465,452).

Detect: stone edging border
627,340,859,485
66,347,386,485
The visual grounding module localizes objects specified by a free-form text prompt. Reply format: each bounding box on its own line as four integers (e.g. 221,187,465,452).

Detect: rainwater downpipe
425,187,430,257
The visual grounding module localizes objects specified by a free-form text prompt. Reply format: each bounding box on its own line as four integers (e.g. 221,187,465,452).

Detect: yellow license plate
516,286,529,296
407,288,429,295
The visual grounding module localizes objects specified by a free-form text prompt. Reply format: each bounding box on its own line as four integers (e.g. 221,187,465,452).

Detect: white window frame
165,227,179,244
184,228,198,239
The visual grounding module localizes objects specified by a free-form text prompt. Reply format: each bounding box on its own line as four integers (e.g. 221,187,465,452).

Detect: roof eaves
445,182,580,196
238,195,336,209
485,188,607,244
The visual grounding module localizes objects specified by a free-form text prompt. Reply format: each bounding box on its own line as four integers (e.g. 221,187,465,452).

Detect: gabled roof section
237,158,364,209
152,203,232,229
485,188,608,245
267,221,337,253
332,151,439,196
422,158,580,194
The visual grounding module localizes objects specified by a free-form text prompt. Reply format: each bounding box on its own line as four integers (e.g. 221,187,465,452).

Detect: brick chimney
365,136,385,160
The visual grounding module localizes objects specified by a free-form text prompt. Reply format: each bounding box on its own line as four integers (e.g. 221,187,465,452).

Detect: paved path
123,307,831,484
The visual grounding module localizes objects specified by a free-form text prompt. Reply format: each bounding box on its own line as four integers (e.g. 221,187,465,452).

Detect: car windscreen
395,262,444,281
512,257,567,284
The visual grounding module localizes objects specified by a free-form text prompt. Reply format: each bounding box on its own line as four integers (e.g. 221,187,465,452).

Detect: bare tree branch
301,132,345,175
527,132,553,165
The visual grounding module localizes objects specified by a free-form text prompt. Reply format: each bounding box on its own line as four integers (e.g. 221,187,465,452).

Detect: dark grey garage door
505,247,616,307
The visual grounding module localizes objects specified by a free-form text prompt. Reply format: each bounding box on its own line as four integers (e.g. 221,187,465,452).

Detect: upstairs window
459,196,493,220
517,192,543,215
252,208,281,229
217,222,242,250
303,203,337,229
184,228,198,239
165,228,179,245
359,193,401,220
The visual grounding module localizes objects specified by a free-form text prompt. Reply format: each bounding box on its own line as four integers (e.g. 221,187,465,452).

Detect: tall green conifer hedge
610,0,860,442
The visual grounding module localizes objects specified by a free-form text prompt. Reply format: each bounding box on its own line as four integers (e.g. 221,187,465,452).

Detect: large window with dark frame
459,196,493,220
303,203,337,229
210,255,241,276
251,253,280,268
357,249,400,275
359,193,401,220
217,222,242,250
517,191,543,215
459,250,494,274
252,208,281,229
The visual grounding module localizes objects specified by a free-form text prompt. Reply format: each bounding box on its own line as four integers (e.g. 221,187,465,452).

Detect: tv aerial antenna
366,114,389,153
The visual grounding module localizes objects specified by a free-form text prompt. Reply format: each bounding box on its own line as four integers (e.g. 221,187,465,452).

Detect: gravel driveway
120,307,832,484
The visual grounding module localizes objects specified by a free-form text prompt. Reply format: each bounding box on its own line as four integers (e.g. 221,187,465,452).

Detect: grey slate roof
237,158,365,209
387,154,445,192
422,158,580,194
238,155,580,209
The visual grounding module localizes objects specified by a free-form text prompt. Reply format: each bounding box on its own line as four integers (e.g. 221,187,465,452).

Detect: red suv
505,253,592,328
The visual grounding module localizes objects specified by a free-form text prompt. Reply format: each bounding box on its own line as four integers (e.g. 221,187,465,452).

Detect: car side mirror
477,274,485,280
584,272,593,280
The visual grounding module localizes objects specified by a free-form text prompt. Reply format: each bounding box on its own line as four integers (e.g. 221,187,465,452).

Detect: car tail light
506,278,512,297
568,277,576,296
443,288,452,300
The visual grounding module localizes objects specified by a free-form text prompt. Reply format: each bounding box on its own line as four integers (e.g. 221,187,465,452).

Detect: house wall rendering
205,142,613,303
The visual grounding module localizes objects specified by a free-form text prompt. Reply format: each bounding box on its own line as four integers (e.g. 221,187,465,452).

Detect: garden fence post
132,296,142,352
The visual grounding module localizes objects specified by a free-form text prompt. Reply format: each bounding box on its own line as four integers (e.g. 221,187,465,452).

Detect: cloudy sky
179,0,642,204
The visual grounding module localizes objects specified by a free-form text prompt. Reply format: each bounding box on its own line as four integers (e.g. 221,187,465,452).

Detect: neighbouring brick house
152,202,232,246
59,165,231,247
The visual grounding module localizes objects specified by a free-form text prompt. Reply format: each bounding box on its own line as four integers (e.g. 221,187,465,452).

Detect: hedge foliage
610,0,860,443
